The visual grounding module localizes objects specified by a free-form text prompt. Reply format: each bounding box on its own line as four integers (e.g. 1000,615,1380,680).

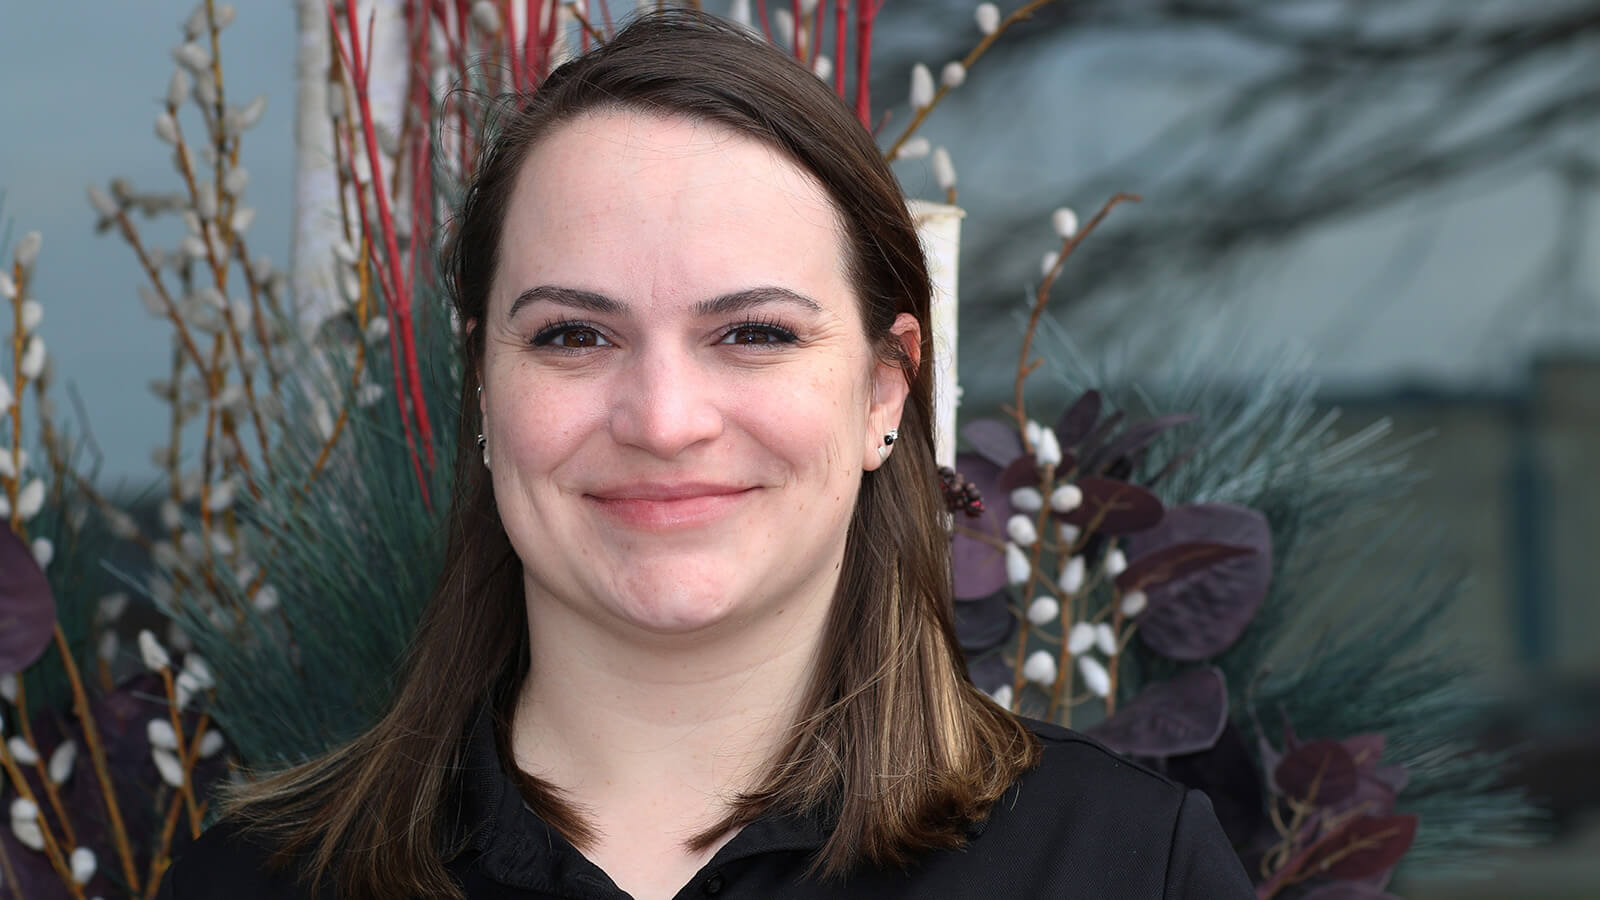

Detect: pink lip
586,483,756,530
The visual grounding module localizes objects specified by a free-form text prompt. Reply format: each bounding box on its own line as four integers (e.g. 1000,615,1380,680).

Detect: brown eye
729,327,772,344
560,328,602,348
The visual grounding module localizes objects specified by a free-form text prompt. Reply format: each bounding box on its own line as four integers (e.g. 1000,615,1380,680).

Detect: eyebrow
506,284,823,320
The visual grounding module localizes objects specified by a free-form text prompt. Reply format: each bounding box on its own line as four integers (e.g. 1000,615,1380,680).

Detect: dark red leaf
1076,409,1125,461
996,455,1043,493
1085,413,1198,474
960,419,1024,468
1310,815,1419,881
1115,541,1255,593
1087,667,1228,757
1059,477,1165,536
1123,504,1272,661
1275,739,1360,807
1341,733,1387,772
0,528,55,675
1054,390,1103,448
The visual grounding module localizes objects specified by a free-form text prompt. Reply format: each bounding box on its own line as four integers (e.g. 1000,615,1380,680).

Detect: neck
509,579,833,819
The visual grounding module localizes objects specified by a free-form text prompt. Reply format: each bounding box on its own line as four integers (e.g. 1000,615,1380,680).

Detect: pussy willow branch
305,237,373,491
1010,193,1140,447
882,0,1062,161
11,682,77,849
6,259,26,536
0,745,80,897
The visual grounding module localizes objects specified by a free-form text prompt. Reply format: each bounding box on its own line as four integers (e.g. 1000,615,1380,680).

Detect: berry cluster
938,466,986,517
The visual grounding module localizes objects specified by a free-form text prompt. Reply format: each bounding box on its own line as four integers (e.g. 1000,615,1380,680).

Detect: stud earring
477,385,490,468
877,428,898,464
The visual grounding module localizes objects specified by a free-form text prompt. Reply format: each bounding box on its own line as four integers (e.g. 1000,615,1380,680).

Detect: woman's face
480,110,917,640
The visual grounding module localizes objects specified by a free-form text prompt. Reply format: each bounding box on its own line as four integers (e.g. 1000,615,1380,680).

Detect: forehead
492,109,852,313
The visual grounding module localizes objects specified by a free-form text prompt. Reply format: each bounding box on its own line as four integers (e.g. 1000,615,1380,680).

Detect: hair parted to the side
210,9,1039,899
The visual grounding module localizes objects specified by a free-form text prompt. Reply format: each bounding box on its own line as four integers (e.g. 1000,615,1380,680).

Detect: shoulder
156,817,326,900
1013,715,1190,814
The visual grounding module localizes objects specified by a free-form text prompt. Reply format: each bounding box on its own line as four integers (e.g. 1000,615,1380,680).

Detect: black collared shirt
159,705,1254,899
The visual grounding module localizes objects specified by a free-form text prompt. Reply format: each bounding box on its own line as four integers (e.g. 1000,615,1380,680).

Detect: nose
606,345,724,458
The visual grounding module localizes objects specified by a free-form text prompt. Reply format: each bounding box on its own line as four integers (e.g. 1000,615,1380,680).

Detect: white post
908,200,963,468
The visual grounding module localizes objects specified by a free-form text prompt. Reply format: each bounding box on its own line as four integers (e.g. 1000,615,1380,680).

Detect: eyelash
527,317,800,352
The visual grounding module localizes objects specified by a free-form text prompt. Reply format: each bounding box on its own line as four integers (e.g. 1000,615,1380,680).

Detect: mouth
584,483,757,530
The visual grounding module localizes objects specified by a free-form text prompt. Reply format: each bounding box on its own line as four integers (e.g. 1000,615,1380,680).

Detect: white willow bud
1120,589,1148,617
1009,486,1043,512
88,184,120,218
198,729,226,759
182,654,214,690
988,684,1013,709
253,584,280,613
365,315,391,344
975,2,1000,35
230,95,267,133
1022,650,1057,686
207,479,236,513
194,68,219,106
147,719,179,751
773,9,794,46
894,136,931,161
812,55,832,81
1067,621,1095,655
1026,596,1060,626
98,631,120,664
164,69,191,110
0,675,14,702
1004,542,1031,585
0,272,12,300
1052,206,1080,239
195,183,218,221
931,147,957,191
1058,555,1086,593
909,63,935,109
31,538,53,568
152,747,185,788
19,299,40,334
13,232,41,270
0,377,10,413
1041,251,1059,277
70,846,96,884
9,798,37,822
1094,623,1118,656
138,629,171,671
19,335,46,379
106,509,140,539
183,4,209,38
1078,655,1111,697
470,0,502,33
1005,514,1038,547
325,80,346,119
11,817,43,851
1104,548,1128,577
172,42,210,72
175,670,201,710
1034,427,1062,467
100,592,129,621
212,4,236,30
180,234,208,260
48,740,76,785
1050,484,1083,513
729,0,753,27
7,737,39,765
152,541,180,569
223,165,249,197
138,285,166,316
941,61,967,88
230,206,256,234
0,453,13,485
1024,419,1042,446
15,478,45,521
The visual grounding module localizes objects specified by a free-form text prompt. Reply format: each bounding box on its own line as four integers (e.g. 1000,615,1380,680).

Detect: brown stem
158,668,202,832
0,738,83,898
51,626,141,895
12,681,77,848
0,837,25,900
6,260,27,537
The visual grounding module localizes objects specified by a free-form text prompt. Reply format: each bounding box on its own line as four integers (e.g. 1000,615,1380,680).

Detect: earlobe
863,312,922,471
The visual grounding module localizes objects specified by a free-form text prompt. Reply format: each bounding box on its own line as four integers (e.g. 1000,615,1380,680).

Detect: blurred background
2,1,1596,896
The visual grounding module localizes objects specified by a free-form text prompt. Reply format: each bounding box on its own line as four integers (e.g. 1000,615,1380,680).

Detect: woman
158,10,1253,899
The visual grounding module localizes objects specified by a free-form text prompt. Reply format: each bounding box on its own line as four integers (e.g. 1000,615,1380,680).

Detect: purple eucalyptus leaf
1299,884,1403,900
1341,733,1387,772
1085,413,1198,475
1114,541,1255,593
1373,764,1410,794
1054,390,1102,448
951,455,1014,600
1077,410,1125,461
953,590,1015,654
997,456,1044,494
960,419,1024,468
1123,504,1271,661
1275,739,1360,807
1147,443,1199,488
1087,667,1228,757
0,527,56,674
965,653,1013,695
1311,815,1419,881
1059,477,1166,536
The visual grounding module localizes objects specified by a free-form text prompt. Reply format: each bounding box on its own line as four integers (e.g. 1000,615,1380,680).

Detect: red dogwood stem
854,0,877,128
834,0,846,98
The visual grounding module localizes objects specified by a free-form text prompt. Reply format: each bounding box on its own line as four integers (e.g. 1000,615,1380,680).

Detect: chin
608,578,746,636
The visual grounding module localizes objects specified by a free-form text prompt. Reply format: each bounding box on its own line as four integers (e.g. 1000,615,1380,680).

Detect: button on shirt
158,703,1255,899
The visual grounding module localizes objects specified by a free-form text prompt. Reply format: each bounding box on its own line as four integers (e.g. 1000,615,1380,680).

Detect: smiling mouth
585,486,757,530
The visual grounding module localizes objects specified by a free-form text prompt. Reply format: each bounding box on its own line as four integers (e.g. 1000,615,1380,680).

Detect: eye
529,321,612,351
719,322,798,347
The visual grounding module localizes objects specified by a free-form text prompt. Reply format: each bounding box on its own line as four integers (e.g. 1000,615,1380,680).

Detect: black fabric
157,704,1254,899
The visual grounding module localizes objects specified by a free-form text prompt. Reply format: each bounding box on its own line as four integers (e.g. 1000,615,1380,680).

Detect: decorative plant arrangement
0,1,1538,898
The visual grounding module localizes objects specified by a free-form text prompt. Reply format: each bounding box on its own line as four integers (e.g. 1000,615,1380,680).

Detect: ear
862,312,922,472
465,318,484,420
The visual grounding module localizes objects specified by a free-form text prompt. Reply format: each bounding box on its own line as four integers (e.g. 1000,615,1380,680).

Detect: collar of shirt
449,700,845,895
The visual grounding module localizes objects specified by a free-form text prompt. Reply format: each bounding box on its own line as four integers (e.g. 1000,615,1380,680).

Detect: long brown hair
216,10,1038,899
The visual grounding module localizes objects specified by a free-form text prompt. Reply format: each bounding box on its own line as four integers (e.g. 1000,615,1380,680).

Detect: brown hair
215,9,1038,899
